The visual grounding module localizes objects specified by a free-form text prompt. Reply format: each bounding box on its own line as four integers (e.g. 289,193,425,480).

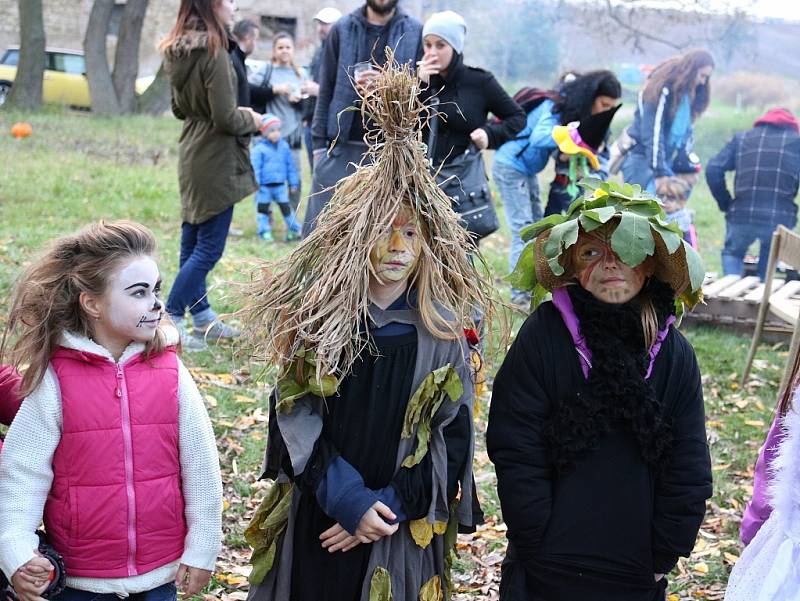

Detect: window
1,49,20,66
49,53,86,75
259,15,298,40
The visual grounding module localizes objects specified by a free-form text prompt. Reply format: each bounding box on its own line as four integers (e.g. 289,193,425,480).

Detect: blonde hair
2,221,166,397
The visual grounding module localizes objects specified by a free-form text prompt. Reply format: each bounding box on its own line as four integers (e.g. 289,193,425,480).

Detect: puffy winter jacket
493,100,560,176
250,137,300,190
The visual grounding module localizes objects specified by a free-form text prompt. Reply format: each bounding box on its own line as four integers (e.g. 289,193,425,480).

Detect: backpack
489,87,558,126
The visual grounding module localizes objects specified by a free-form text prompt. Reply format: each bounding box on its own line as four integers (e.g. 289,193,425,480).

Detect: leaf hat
508,178,705,314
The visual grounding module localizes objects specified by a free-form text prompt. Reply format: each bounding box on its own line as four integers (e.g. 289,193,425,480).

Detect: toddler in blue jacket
251,114,302,242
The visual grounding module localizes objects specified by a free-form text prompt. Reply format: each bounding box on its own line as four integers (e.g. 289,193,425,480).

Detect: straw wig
238,49,494,383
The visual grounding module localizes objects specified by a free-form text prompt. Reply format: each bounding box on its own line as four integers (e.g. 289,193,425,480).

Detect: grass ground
0,104,790,600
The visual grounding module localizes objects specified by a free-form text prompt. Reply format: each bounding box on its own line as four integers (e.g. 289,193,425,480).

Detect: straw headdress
238,48,494,386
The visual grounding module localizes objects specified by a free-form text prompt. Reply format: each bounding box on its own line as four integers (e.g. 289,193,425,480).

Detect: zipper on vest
116,363,139,577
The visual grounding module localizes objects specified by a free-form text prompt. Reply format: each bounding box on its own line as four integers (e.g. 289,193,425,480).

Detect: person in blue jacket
622,49,714,235
251,114,302,242
492,71,621,306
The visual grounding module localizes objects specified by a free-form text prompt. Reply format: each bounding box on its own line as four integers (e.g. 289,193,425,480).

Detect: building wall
0,0,368,76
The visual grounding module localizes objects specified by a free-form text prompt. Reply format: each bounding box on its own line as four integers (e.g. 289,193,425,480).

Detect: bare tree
113,0,148,113
593,0,753,54
136,61,171,116
83,0,150,116
4,0,46,110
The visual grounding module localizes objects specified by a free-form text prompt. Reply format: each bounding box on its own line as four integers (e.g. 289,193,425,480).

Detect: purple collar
550,287,676,380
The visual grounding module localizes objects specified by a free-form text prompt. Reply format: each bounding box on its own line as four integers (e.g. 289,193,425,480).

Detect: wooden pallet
684,273,800,336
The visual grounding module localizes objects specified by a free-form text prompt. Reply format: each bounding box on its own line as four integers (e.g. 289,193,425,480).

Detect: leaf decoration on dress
400,365,463,468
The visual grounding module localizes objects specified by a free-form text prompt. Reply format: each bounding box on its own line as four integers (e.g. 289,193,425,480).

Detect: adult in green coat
161,0,260,349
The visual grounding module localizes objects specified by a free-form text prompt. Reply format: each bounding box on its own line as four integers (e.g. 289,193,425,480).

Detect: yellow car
0,47,153,109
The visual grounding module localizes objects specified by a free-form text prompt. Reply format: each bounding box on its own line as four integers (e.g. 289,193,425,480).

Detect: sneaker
285,230,301,242
194,320,241,342
259,231,274,242
228,227,244,237
175,321,207,352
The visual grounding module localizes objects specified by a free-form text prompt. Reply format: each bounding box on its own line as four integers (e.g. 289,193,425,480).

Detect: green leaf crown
507,178,705,315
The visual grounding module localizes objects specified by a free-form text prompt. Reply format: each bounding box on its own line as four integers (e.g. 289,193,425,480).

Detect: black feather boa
544,278,676,473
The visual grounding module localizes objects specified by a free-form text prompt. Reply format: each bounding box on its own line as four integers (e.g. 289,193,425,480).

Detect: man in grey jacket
302,0,422,236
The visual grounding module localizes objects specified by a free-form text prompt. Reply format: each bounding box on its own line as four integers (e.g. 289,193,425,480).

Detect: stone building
0,0,405,76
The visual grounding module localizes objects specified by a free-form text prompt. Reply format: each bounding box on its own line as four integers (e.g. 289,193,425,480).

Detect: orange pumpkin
10,122,32,139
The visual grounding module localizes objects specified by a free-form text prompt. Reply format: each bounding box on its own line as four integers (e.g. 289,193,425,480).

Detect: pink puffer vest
43,345,187,578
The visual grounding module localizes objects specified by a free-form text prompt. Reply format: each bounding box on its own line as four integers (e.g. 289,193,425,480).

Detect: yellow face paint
369,210,422,284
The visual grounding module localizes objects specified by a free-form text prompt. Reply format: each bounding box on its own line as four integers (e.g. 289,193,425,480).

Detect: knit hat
259,113,281,135
508,178,705,315
313,7,342,24
422,11,467,55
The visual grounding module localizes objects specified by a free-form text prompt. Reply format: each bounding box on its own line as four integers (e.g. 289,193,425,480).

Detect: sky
746,0,800,21
599,0,800,22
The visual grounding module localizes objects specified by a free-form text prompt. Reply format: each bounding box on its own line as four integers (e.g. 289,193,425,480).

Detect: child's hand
319,522,363,553
12,556,53,601
356,501,398,542
175,564,212,597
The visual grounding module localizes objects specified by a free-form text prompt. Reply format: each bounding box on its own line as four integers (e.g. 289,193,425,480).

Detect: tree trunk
136,60,171,115
5,0,46,110
112,0,149,114
83,0,120,116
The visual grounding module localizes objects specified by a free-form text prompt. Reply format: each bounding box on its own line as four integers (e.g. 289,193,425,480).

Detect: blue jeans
722,220,778,280
621,151,657,194
51,583,176,601
255,185,301,236
166,206,233,326
492,161,542,276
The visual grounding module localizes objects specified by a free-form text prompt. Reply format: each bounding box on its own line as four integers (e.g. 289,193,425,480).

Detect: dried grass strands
237,48,497,383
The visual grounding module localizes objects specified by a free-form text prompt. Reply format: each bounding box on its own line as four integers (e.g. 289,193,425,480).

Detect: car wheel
0,82,11,107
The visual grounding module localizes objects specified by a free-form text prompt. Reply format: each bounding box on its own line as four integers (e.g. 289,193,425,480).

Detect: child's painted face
572,228,653,304
369,210,422,284
91,255,164,347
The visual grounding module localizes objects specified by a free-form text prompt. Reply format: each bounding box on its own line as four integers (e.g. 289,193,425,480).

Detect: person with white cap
301,7,343,171
418,11,525,240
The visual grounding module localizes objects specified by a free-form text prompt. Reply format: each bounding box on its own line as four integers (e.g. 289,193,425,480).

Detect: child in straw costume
487,180,713,600
239,51,493,601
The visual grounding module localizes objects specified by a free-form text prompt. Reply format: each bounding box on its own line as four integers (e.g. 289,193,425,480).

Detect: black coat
424,54,525,166
486,302,712,601
229,43,250,107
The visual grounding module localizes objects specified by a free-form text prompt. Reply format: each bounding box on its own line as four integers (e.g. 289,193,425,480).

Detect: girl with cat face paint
0,221,222,601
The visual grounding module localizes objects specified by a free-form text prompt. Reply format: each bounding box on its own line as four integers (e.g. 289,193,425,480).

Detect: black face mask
366,0,399,16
